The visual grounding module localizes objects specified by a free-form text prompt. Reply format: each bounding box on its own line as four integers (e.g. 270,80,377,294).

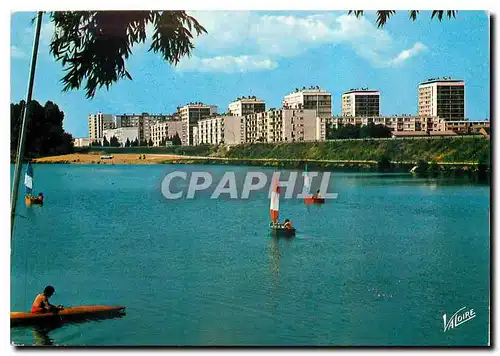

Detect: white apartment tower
342,89,380,117
418,78,465,120
228,96,266,116
282,87,332,118
88,112,114,140
178,103,217,145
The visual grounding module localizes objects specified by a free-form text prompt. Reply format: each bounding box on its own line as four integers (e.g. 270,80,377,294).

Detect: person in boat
312,190,320,199
37,192,44,202
31,285,63,314
283,219,293,230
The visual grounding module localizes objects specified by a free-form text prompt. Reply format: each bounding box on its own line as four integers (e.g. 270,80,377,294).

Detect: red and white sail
270,174,280,223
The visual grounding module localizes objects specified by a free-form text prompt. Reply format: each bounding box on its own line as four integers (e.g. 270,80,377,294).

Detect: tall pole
10,12,43,239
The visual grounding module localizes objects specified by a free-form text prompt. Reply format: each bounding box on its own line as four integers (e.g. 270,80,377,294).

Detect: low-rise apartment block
438,120,490,134
103,127,140,146
224,116,245,145
150,119,186,146
242,108,318,143
324,115,489,137
197,116,224,145
74,137,91,147
114,113,154,142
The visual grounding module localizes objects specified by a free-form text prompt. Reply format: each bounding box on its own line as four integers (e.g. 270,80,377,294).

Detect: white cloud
175,55,277,73
183,11,427,72
388,42,427,66
11,45,27,59
40,21,55,46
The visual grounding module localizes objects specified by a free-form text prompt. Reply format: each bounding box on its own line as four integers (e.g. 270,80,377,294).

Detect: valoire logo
443,307,476,332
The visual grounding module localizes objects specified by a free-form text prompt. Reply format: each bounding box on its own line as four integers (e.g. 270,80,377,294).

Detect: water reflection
268,236,280,278
268,236,281,314
15,311,126,346
33,324,58,346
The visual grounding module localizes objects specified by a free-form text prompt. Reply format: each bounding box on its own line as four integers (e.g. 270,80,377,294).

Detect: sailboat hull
25,196,43,206
270,227,296,237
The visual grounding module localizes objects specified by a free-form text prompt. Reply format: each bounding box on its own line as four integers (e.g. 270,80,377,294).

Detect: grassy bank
222,137,490,164
37,137,490,178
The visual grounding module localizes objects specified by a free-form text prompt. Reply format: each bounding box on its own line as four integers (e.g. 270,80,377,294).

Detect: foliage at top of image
34,10,458,98
48,11,206,98
348,10,457,28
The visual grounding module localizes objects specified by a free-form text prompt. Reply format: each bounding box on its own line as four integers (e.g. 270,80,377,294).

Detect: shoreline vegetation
28,137,490,179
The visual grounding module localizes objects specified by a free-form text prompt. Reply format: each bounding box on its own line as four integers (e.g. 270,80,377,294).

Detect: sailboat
24,162,43,206
270,172,296,237
303,163,325,204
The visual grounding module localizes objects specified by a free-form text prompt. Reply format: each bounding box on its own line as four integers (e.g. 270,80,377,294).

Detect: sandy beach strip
32,153,196,165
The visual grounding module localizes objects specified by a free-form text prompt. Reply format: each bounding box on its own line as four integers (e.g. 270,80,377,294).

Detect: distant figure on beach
31,286,64,314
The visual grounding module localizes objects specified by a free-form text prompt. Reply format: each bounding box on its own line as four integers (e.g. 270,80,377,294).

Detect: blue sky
10,11,490,138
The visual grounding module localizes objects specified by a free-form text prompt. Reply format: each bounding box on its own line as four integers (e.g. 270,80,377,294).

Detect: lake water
10,164,490,346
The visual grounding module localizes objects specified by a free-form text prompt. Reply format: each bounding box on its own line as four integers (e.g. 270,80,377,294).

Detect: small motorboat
304,196,325,204
303,163,325,204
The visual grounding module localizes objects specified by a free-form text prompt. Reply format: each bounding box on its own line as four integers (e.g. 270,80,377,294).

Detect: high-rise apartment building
228,96,266,116
282,87,332,118
178,103,217,145
341,89,380,117
418,78,465,120
88,112,114,140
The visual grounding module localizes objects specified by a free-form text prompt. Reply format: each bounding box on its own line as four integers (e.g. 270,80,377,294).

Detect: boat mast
10,12,43,239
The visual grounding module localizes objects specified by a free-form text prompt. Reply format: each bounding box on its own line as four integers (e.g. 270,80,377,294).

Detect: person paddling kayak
31,286,64,314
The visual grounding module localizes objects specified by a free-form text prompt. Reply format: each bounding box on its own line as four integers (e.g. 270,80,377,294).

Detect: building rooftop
180,102,216,108
419,77,464,85
231,96,264,103
286,86,330,95
343,88,380,95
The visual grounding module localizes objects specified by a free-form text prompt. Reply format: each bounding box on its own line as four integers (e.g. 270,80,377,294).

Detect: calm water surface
10,164,490,346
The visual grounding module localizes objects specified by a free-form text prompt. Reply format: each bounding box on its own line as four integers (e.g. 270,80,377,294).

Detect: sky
10,10,490,138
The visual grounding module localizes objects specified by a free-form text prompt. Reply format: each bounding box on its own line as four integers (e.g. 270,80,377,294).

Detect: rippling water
10,164,490,346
